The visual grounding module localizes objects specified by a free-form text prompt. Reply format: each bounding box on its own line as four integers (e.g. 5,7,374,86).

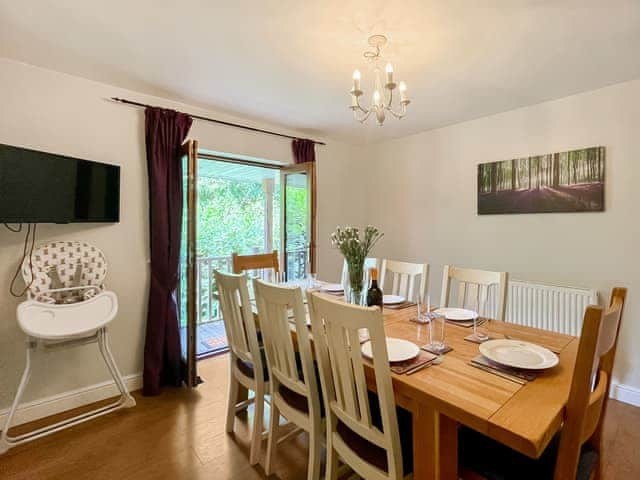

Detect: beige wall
0,58,365,411
364,78,640,394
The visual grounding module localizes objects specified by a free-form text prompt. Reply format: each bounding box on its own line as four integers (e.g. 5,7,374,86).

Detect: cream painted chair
253,279,323,480
215,270,268,466
308,292,412,480
440,265,508,321
379,259,429,302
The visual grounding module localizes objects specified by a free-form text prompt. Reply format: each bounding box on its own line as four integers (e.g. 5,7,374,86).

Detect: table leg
412,403,458,479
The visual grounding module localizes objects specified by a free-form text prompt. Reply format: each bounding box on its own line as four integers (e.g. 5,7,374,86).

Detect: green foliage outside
178,168,309,327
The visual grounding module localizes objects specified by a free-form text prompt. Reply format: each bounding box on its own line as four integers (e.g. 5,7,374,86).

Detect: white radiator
486,280,598,336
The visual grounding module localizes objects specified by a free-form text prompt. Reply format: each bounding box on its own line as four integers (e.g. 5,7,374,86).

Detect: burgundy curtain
292,138,316,164
143,107,192,396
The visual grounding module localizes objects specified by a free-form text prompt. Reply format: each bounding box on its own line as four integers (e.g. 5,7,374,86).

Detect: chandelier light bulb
373,90,381,106
352,70,361,91
385,63,394,83
399,81,408,103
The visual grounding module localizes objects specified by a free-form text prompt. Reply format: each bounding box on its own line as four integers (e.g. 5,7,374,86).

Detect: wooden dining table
373,304,577,480
251,284,578,480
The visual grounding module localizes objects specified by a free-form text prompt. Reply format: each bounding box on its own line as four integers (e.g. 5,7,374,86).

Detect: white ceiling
2,1,640,144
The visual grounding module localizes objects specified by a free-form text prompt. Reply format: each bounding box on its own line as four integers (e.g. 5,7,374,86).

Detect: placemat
384,301,417,310
446,317,488,328
470,355,537,382
390,351,437,375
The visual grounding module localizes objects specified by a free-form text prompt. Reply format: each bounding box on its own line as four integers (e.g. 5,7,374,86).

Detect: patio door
281,162,316,280
180,139,199,387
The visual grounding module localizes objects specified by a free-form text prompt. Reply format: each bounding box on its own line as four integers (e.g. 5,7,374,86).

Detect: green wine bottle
367,267,383,310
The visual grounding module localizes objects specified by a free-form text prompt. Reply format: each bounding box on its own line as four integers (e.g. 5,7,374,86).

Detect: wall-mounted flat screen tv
0,144,120,223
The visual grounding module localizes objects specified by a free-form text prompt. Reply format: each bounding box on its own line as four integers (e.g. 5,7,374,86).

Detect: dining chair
307,292,413,480
253,279,323,480
232,250,280,281
379,259,429,302
215,270,269,466
459,287,627,480
440,265,508,321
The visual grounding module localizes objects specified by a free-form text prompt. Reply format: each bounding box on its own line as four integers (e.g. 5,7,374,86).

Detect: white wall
0,58,365,413
364,78,640,397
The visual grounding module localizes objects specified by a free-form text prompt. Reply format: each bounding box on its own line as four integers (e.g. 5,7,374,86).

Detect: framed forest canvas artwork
477,146,605,214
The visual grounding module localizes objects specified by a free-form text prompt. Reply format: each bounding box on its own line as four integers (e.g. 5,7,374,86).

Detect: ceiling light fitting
349,35,410,126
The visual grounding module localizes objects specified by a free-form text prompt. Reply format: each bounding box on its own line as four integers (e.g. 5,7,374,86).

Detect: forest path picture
478,146,605,214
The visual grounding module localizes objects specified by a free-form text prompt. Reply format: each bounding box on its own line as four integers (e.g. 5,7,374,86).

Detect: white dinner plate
479,339,559,370
383,295,406,305
322,283,344,293
434,307,478,321
361,337,420,363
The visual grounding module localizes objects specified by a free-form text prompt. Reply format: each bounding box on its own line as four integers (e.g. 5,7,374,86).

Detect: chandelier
349,35,410,126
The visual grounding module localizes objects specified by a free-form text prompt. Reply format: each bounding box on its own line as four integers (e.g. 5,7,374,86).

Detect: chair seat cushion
236,348,269,382
277,360,325,417
458,426,598,480
335,392,413,475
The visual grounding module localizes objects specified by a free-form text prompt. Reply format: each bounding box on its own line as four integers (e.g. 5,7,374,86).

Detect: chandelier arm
387,102,408,119
355,95,370,114
385,87,394,109
354,109,373,123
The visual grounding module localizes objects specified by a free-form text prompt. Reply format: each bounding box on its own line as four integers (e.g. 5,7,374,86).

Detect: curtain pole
110,97,326,146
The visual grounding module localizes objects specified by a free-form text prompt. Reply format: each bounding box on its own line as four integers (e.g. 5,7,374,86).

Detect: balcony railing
192,247,308,325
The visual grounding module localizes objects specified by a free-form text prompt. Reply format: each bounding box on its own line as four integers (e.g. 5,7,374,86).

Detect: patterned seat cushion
22,241,107,304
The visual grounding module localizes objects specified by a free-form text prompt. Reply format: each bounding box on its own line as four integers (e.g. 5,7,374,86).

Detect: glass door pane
281,162,315,281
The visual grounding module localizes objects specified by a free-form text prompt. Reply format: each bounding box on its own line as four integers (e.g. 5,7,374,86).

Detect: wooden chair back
308,292,403,480
380,259,429,302
214,270,263,373
232,250,280,281
440,265,508,321
554,287,627,480
253,279,322,422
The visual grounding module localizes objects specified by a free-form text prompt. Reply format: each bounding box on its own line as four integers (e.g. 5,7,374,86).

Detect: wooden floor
1,354,639,479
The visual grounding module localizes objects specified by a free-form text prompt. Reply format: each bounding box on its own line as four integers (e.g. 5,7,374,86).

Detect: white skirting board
0,373,142,428
0,375,637,430
611,383,640,407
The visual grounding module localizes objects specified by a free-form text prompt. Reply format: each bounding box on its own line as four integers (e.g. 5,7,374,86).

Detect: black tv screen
0,144,120,223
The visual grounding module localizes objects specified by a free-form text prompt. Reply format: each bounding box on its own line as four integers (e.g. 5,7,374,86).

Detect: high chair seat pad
17,291,118,340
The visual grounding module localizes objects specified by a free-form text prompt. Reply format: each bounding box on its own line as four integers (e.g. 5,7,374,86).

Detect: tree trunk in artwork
490,162,497,193
528,158,532,190
553,152,560,187
511,159,516,190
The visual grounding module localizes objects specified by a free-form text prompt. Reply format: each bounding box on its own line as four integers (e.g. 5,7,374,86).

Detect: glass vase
345,260,366,306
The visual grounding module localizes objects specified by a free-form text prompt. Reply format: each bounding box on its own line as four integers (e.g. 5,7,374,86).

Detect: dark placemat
471,355,538,381
446,317,489,328
390,351,437,375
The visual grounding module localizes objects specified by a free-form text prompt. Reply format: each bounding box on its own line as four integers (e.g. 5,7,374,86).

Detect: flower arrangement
331,226,384,303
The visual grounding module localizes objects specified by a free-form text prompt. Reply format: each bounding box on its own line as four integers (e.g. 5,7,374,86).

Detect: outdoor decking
180,320,228,358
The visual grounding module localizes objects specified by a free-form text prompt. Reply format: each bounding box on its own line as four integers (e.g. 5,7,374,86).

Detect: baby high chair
0,241,136,454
